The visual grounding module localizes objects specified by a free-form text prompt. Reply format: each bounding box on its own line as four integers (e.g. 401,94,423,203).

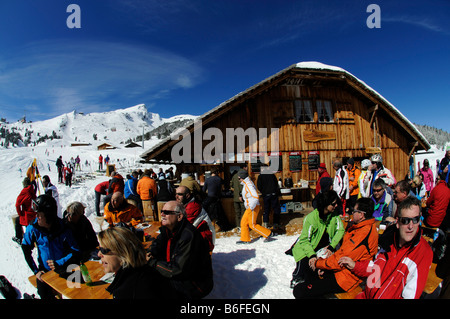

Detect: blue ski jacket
22,218,80,274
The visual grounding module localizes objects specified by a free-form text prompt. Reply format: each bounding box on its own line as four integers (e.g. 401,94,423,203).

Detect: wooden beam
369,104,378,127
408,141,419,158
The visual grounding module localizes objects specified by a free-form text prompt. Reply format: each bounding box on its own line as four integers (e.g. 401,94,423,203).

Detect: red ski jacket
15,185,37,226
352,226,433,299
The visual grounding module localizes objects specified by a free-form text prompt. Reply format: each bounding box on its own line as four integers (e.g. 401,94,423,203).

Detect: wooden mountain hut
140,61,430,212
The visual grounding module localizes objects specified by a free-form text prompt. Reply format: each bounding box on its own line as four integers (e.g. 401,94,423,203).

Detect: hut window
294,100,313,123
316,100,334,123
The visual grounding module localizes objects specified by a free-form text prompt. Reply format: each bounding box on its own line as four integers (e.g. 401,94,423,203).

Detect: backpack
0,275,18,299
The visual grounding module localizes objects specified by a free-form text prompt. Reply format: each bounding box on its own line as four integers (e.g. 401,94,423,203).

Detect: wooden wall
193,78,412,185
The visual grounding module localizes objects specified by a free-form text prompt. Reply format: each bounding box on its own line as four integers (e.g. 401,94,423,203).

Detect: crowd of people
11,159,217,300
289,150,450,299
8,148,450,300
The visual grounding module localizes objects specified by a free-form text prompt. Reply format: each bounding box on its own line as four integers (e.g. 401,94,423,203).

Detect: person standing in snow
94,180,110,217
315,162,331,195
419,159,434,196
230,167,246,229
333,160,349,215
42,175,62,218
364,153,396,196
75,155,81,171
438,147,450,184
156,174,175,202
63,163,72,187
236,170,273,244
22,195,80,299
257,165,282,230
357,159,372,198
12,177,36,245
98,154,104,171
124,171,142,212
137,169,157,221
346,158,361,212
56,156,64,183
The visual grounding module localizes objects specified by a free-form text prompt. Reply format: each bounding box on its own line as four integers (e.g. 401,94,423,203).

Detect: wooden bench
423,263,443,295
332,262,442,299
28,275,37,288
28,274,62,299
142,200,157,221
157,201,167,222
334,285,363,299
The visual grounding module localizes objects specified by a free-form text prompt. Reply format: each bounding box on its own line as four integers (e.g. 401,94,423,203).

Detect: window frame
294,98,335,124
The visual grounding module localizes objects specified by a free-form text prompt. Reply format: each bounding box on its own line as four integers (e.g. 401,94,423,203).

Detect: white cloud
384,15,447,34
0,39,204,119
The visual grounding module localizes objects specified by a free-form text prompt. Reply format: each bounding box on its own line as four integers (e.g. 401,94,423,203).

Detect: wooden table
41,260,112,299
424,263,443,295
140,221,162,250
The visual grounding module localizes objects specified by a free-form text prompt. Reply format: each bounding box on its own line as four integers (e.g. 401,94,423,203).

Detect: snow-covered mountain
0,104,197,148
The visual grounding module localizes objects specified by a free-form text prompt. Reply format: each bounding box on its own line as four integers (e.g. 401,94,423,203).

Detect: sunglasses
329,201,338,207
98,246,113,255
372,188,384,193
161,210,181,215
353,209,365,215
175,193,187,196
398,216,421,225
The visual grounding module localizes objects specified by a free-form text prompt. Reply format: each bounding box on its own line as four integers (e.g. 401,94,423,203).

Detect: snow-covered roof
141,61,430,160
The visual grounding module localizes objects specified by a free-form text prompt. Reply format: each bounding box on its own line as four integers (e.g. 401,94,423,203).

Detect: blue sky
0,0,449,132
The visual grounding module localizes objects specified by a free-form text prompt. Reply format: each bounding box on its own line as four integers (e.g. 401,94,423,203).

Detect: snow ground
0,141,297,300
0,139,446,300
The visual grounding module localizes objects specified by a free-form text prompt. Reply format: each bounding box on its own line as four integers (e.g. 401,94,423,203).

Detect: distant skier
75,155,81,171
56,156,64,183
98,154,103,171
63,164,73,187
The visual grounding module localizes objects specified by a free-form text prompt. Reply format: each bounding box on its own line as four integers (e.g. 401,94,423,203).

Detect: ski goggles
31,199,40,212
398,216,421,225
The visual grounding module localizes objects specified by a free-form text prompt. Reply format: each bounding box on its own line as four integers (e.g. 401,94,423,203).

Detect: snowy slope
0,103,446,300
0,141,297,300
1,104,197,147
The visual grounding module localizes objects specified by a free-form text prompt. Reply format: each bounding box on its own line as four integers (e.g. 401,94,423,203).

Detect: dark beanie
34,194,58,224
320,177,333,192
237,169,249,179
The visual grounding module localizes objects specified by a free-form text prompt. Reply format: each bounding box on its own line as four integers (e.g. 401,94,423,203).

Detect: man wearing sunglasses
147,201,213,299
339,196,433,299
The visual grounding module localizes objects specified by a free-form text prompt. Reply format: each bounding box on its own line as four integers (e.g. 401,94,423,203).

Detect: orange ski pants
240,205,271,242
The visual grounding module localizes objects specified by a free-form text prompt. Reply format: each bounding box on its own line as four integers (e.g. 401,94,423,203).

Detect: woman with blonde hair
98,227,174,299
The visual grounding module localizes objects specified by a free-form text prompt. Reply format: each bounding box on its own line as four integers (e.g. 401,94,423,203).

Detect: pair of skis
30,158,43,195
